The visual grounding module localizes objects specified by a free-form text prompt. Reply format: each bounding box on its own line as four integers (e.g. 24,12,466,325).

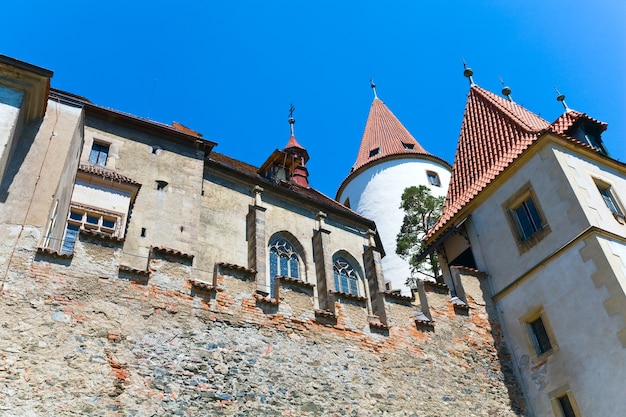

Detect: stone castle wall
0,235,527,416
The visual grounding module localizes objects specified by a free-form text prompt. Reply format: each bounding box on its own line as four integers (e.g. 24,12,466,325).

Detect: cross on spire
288,103,296,136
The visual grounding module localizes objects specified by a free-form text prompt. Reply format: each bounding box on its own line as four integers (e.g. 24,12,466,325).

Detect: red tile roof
207,152,375,226
550,109,607,139
352,98,430,172
427,86,550,240
78,164,141,186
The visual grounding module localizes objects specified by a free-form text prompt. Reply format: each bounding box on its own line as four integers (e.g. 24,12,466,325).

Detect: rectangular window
557,394,577,417
597,183,623,216
427,171,441,187
504,185,551,252
512,197,543,240
89,142,109,166
528,316,552,355
521,307,558,361
61,224,79,254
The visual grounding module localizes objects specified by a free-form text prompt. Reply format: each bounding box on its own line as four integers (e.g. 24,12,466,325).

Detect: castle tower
336,83,451,294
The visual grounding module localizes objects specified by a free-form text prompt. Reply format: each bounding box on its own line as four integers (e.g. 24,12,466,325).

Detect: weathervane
288,103,296,136
370,78,378,99
554,87,570,112
499,76,513,102
463,59,475,86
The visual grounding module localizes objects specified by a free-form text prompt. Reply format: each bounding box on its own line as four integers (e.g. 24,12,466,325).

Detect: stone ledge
253,293,279,305
423,280,449,293
314,309,336,319
276,276,315,289
118,265,150,277
415,319,435,331
450,265,488,277
36,247,73,259
79,228,125,243
330,290,366,303
383,290,414,302
189,279,215,291
151,245,194,262
217,262,256,279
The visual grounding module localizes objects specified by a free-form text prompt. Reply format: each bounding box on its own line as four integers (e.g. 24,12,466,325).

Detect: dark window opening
528,316,552,355
156,180,169,191
557,394,576,417
369,147,380,158
573,124,608,156
402,142,415,150
512,197,542,240
449,247,477,270
141,228,147,237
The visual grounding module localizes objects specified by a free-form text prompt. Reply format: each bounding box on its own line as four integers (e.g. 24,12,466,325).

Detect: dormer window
369,147,380,158
402,142,415,150
573,124,608,156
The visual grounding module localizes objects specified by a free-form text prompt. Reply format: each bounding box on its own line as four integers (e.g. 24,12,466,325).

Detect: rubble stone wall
0,241,527,416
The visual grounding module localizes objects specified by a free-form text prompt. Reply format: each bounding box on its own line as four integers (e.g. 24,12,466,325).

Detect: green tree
395,185,445,287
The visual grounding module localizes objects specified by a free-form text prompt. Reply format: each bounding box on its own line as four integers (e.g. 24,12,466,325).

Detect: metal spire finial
288,103,296,136
500,76,514,102
463,59,475,86
554,87,570,112
370,78,378,99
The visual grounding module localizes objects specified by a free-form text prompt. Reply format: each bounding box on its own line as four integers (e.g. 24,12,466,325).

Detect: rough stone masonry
0,245,526,417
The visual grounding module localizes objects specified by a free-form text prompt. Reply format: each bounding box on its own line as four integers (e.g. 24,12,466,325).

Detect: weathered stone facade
0,55,526,416
0,245,525,416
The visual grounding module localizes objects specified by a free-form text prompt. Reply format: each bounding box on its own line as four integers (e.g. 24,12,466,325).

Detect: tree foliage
395,185,445,286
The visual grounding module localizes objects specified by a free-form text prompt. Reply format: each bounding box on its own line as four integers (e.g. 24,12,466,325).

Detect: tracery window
333,257,359,296
269,238,300,296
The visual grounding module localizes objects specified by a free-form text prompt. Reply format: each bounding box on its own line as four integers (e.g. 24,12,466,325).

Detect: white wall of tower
338,157,450,294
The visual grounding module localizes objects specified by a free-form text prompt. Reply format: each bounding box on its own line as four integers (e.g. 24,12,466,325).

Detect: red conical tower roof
352,98,430,172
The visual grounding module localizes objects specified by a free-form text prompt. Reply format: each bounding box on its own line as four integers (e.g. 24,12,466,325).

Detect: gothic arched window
269,238,300,296
333,257,359,296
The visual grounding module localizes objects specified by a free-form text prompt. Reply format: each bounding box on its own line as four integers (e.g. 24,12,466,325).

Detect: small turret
283,104,310,188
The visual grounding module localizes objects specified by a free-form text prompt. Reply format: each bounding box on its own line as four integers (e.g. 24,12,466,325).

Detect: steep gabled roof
428,86,550,239
352,98,430,172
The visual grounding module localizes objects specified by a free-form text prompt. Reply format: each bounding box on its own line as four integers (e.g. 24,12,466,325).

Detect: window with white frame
268,238,300,296
60,205,122,254
333,256,360,296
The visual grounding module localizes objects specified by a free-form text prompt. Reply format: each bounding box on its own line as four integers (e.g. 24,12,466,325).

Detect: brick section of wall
0,244,527,416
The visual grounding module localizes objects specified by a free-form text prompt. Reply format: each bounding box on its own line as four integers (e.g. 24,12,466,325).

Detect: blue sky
3,1,624,198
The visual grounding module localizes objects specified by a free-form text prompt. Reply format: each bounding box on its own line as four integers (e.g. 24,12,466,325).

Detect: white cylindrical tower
337,91,451,295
